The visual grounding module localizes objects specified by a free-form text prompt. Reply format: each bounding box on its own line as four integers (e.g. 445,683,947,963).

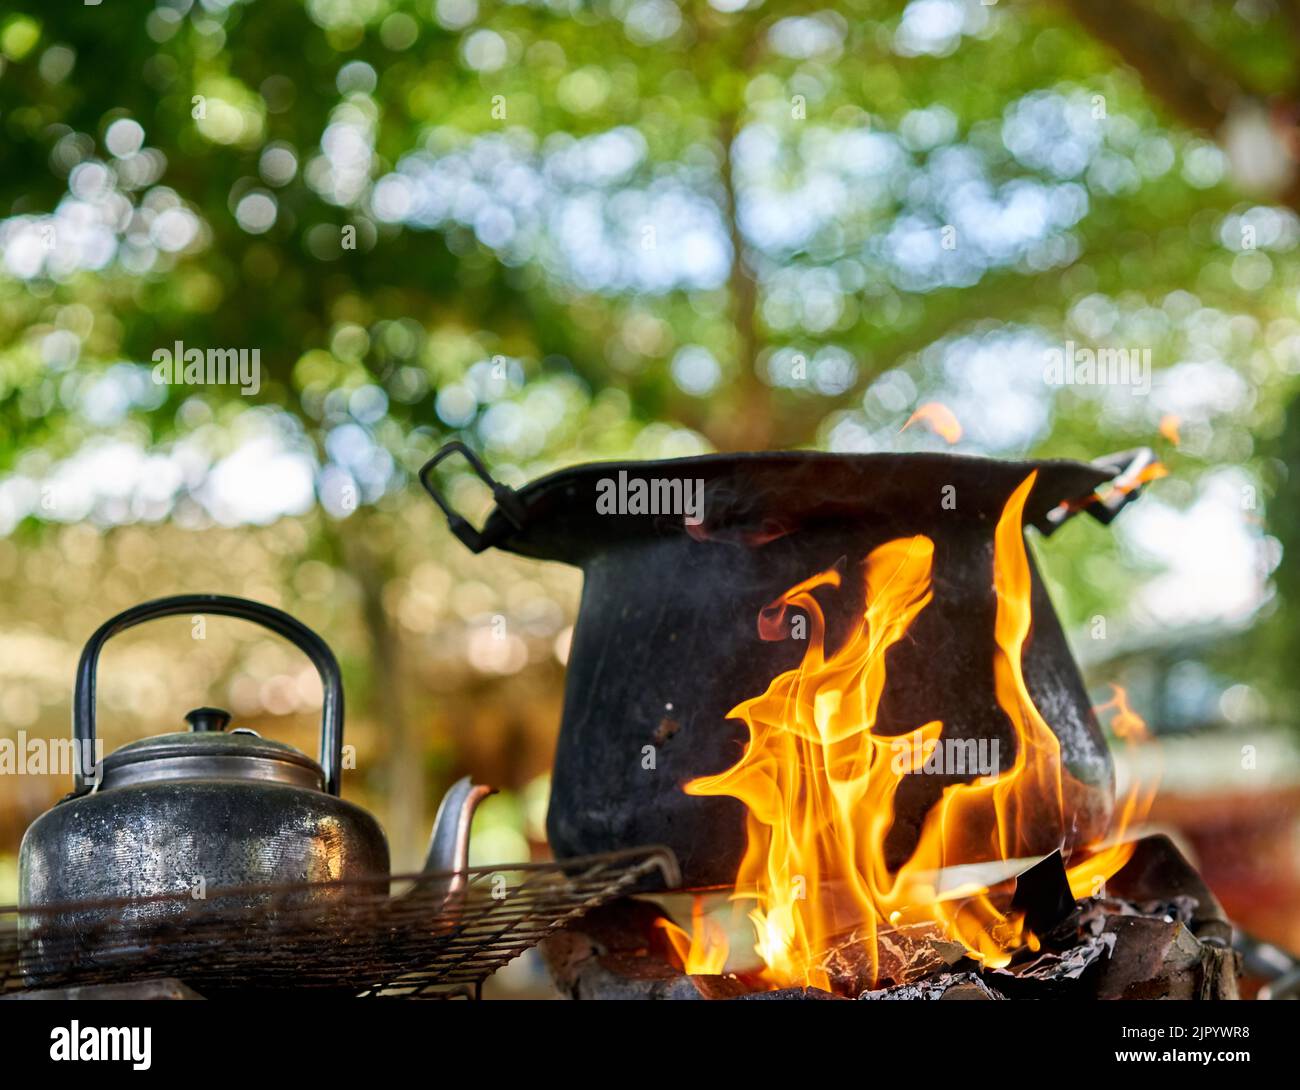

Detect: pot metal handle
1038,446,1160,536
418,441,526,554
72,594,345,797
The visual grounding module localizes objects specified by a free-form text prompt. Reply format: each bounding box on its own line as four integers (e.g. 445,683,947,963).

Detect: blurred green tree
1,0,1298,763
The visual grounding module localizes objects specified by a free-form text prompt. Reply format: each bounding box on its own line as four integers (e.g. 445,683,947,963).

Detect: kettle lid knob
184,707,232,733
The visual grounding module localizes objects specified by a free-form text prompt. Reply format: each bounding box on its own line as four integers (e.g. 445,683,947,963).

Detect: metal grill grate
0,846,680,999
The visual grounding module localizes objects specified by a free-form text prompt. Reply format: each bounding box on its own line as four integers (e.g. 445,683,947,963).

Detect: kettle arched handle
72,594,344,797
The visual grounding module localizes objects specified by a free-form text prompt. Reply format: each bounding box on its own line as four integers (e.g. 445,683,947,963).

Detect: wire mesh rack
0,845,680,999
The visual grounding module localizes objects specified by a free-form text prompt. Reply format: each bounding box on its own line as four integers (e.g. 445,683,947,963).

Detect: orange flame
902,403,962,444
685,472,1157,992
656,897,729,975
1100,685,1149,743
1159,414,1181,446
1065,686,1160,900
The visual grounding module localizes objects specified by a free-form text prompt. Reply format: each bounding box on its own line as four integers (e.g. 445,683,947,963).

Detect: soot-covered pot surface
423,444,1155,888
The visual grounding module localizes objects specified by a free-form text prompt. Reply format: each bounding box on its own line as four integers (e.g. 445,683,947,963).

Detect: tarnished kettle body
18,593,494,992
19,595,388,965
20,762,389,909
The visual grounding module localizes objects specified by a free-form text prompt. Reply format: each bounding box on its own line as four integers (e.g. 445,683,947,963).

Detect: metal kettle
19,594,491,922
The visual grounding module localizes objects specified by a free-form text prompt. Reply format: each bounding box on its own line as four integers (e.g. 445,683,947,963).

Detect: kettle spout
416,776,495,906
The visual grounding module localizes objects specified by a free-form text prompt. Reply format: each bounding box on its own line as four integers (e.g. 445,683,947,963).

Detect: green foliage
1,0,1298,722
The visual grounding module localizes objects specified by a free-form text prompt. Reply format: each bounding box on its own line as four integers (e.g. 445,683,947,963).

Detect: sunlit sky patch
1119,469,1272,627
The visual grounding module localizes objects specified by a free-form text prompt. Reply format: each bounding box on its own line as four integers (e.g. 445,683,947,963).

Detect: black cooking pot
422,442,1156,888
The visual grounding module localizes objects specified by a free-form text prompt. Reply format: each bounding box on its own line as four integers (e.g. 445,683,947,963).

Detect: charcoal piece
992,884,1241,1000
1131,895,1197,926
1048,893,1183,944
1095,916,1239,1000
932,939,969,965
738,987,845,1001
817,922,954,994
1063,895,1111,938
1201,946,1242,1000
1041,887,1202,953
1106,834,1232,945
1010,849,1076,935
940,980,1004,1000
989,929,1117,998
540,900,693,999
688,974,752,999
1021,931,1117,981
859,972,1004,1000
543,932,747,1000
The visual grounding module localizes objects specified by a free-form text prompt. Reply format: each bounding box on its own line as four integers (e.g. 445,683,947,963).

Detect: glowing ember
685,472,1157,992
901,403,963,444
656,896,729,975
1159,414,1181,446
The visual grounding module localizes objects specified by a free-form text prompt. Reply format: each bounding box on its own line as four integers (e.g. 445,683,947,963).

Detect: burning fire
656,896,729,975
683,472,1156,992
901,403,962,444
1065,685,1160,901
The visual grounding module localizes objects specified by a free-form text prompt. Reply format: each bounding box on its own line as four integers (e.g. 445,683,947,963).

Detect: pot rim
432,446,1153,564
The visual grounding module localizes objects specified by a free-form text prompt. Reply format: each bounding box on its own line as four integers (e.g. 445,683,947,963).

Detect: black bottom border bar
0,995,1287,1074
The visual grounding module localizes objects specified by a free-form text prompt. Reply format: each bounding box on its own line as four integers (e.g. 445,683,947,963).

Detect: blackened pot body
433,450,1126,889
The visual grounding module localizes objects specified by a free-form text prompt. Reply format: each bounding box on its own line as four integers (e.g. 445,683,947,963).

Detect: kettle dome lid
95,706,325,792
